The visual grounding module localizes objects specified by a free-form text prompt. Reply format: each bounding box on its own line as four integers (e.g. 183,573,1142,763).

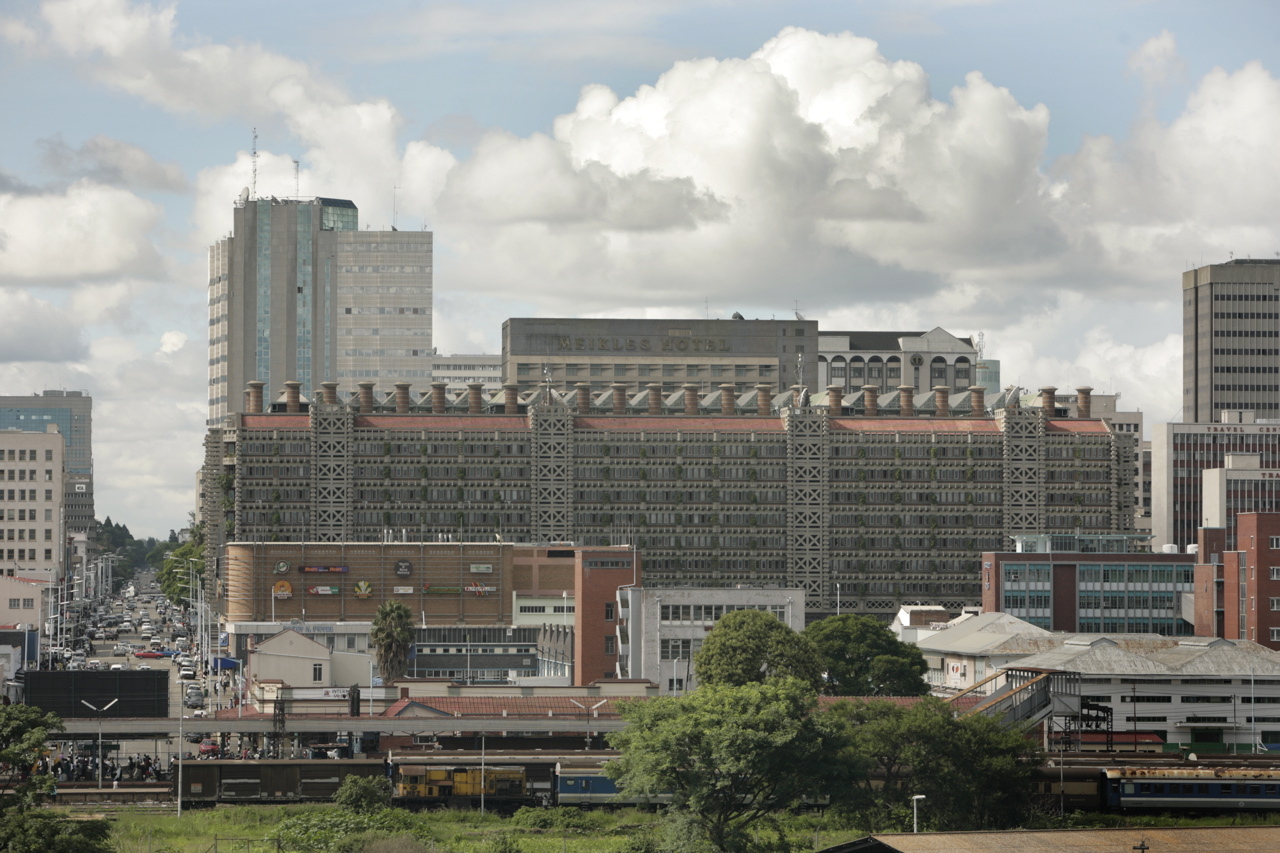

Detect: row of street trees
607,611,1042,852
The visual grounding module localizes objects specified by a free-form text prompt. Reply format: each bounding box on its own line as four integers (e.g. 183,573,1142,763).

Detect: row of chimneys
244,381,1093,420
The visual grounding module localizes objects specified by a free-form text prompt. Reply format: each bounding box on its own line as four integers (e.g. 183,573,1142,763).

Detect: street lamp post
911,794,926,833
80,698,118,787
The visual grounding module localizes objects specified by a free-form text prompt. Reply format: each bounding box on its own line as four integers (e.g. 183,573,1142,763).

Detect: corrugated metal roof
1044,419,1111,433
574,417,787,431
355,416,527,429
832,826,1280,852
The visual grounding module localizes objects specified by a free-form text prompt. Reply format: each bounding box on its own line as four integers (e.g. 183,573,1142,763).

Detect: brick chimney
284,380,301,413
933,385,950,417
468,383,485,415
247,380,265,414
572,382,589,415
862,384,879,417
898,385,915,417
648,383,664,416
321,381,339,405
1076,386,1093,419
757,384,773,417
827,385,844,417
612,383,628,416
720,384,737,416
968,385,986,418
504,383,520,415
1040,386,1057,418
393,382,411,414
431,382,448,414
357,381,376,414
683,383,699,416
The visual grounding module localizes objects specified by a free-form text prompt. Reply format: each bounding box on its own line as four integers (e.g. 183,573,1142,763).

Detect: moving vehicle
180,667,196,679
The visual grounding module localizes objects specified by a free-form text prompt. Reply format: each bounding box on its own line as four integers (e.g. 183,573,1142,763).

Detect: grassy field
72,801,1280,853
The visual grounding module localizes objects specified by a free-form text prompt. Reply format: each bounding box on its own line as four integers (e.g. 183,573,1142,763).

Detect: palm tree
370,601,414,684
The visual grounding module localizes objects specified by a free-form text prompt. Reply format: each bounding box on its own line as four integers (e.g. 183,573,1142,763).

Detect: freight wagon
176,758,385,804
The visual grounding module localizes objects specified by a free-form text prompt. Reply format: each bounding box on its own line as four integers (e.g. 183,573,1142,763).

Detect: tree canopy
608,678,849,852
693,609,824,693
823,696,1042,831
802,614,929,696
371,600,414,684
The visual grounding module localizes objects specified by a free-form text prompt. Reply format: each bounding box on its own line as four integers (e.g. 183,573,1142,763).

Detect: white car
137,663,152,670
179,667,196,679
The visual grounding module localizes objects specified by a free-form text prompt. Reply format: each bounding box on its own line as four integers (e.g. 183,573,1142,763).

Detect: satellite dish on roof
239,187,250,203
732,312,744,320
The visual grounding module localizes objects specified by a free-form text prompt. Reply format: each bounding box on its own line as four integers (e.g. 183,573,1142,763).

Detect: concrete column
321,381,339,405
247,381,265,414
862,384,879,417
969,385,987,418
611,383,628,416
934,385,950,417
757,384,773,417
468,383,485,415
431,382,448,414
827,385,844,417
720,384,737,416
683,383,699,416
504,383,520,415
1040,386,1057,418
898,385,915,417
394,382,411,414
648,383,664,416
1076,386,1093,419
357,381,376,414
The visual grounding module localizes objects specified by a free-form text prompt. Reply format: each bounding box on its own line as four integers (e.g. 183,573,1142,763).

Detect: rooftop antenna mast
292,158,300,198
976,331,986,359
393,185,399,230
251,127,258,200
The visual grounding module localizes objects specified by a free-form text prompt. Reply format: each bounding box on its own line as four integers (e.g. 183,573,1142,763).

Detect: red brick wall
573,549,639,685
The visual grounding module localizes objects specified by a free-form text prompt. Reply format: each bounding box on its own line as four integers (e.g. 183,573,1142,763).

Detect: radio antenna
251,127,258,200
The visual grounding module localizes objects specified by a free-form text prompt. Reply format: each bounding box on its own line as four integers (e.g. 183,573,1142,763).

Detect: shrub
335,774,392,812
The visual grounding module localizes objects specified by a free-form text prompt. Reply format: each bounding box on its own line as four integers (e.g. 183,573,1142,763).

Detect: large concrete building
501,317,820,395
815,327,982,396
208,196,433,426
1183,259,1280,423
1151,414,1280,551
0,425,66,576
0,390,93,537
201,380,1136,618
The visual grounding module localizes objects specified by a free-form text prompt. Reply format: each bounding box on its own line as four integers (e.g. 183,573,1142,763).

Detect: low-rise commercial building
0,424,66,576
615,585,805,694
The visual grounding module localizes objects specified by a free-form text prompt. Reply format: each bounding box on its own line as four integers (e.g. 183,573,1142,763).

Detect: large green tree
823,697,1041,831
371,600,414,684
0,705,113,853
693,609,824,693
608,678,849,853
803,614,929,696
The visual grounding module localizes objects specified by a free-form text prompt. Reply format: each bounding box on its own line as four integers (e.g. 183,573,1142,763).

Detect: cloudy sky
1,0,1278,537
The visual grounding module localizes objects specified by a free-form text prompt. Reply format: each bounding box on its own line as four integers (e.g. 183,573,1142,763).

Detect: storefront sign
393,586,413,594
466,582,497,596
308,585,340,595
422,585,462,594
301,566,349,573
394,560,413,577
469,564,493,574
272,581,293,599
353,580,373,599
273,561,291,575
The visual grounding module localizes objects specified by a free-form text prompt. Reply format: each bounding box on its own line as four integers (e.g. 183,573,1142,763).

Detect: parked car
184,694,204,709
137,664,152,670
199,739,220,756
179,667,196,679
134,650,164,659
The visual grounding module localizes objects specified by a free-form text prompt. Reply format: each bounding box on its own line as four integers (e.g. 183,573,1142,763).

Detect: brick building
1194,513,1280,649
201,381,1136,619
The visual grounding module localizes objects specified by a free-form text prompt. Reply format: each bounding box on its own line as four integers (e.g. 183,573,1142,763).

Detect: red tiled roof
356,416,528,430
1045,419,1111,434
242,415,309,428
574,417,785,431
829,418,1002,433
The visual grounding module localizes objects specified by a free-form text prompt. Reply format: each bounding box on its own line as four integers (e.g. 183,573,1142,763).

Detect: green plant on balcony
271,489,281,502
384,442,393,456
890,492,902,504
749,494,758,505
639,469,648,480
381,466,392,479
965,468,975,481
420,466,430,479
421,445,430,456
384,511,393,526
602,466,612,481
747,469,758,482
892,468,902,481
601,513,613,525
382,490,392,502
221,496,234,512
272,444,280,456
218,473,234,492
711,465,721,478
965,493,975,505
492,468,501,480
676,445,685,456
639,447,648,458
456,487,465,501
891,515,902,528
457,467,467,480
749,447,759,458
708,488,719,501
420,487,430,500
673,465,683,479
602,444,612,456
492,448,502,458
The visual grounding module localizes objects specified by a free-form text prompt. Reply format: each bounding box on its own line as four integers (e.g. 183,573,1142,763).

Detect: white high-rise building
208,196,433,426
